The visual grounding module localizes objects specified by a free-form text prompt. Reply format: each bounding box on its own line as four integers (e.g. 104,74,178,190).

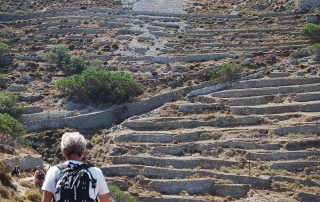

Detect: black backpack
54,163,97,202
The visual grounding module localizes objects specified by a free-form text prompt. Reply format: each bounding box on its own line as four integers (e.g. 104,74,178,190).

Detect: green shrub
301,23,320,39
66,54,87,74
309,43,320,53
0,113,25,138
109,185,140,202
309,43,320,61
46,44,70,65
46,44,87,74
56,67,144,103
0,42,10,56
0,91,18,117
209,62,240,82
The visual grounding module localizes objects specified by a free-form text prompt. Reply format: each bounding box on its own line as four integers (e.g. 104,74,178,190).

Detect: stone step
165,41,307,49
212,83,320,98
272,176,320,187
186,28,295,34
33,28,108,35
143,166,270,189
117,53,239,64
284,139,320,150
274,124,320,136
114,131,218,143
123,115,263,131
147,179,214,195
230,101,320,115
215,91,320,107
140,195,207,202
271,161,320,172
0,7,302,22
100,165,139,177
231,77,320,90
166,33,300,42
147,179,250,199
150,140,280,156
161,44,305,55
295,192,320,202
178,103,225,114
293,92,320,102
246,151,320,161
112,155,238,169
183,32,301,39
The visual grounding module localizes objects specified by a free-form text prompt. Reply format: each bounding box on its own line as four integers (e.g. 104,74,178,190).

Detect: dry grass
20,180,35,189
0,172,13,187
219,165,294,177
272,181,320,194
214,179,233,184
25,188,42,202
0,182,23,202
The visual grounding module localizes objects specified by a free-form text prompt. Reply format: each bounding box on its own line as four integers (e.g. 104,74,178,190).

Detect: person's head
36,166,40,170
61,132,87,160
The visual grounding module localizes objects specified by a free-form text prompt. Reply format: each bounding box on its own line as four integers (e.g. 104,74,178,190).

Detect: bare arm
99,193,110,202
42,191,53,202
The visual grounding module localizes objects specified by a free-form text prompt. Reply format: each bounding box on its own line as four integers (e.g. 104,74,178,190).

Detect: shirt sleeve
41,166,60,194
95,168,110,195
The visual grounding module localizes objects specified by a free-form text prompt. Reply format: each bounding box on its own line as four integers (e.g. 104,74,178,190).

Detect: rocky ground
0,0,320,201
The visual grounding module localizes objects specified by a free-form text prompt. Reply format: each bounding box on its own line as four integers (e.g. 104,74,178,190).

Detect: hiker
11,165,20,177
41,132,110,202
34,166,45,189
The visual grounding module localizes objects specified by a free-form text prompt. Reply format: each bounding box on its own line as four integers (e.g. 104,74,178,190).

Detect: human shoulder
88,166,104,178
46,165,62,176
88,165,103,173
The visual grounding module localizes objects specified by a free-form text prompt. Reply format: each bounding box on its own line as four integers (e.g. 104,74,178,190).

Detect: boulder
266,54,277,64
241,58,255,67
306,15,320,23
20,106,43,114
19,74,34,84
298,0,320,12
0,56,13,66
0,154,43,171
0,77,12,86
291,49,311,59
8,84,27,92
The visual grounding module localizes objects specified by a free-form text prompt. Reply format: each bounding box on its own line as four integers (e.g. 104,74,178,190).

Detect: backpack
11,166,20,176
54,163,97,202
38,170,45,180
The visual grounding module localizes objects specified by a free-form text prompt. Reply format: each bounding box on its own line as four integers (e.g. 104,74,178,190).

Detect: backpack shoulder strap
80,163,94,169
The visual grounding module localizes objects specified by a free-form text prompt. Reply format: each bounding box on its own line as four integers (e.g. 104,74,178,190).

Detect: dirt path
123,0,189,14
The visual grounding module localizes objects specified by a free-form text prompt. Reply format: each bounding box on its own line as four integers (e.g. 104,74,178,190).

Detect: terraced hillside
0,5,312,131
102,72,320,201
1,0,320,201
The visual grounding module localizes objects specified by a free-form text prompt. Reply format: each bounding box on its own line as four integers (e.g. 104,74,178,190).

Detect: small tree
46,44,70,66
209,62,240,82
46,44,87,74
0,113,25,138
309,43,320,61
301,23,320,41
0,91,18,117
109,185,140,202
66,54,87,74
0,42,10,56
56,67,144,103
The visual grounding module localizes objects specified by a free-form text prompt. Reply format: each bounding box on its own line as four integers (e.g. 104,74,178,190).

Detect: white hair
61,132,87,156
